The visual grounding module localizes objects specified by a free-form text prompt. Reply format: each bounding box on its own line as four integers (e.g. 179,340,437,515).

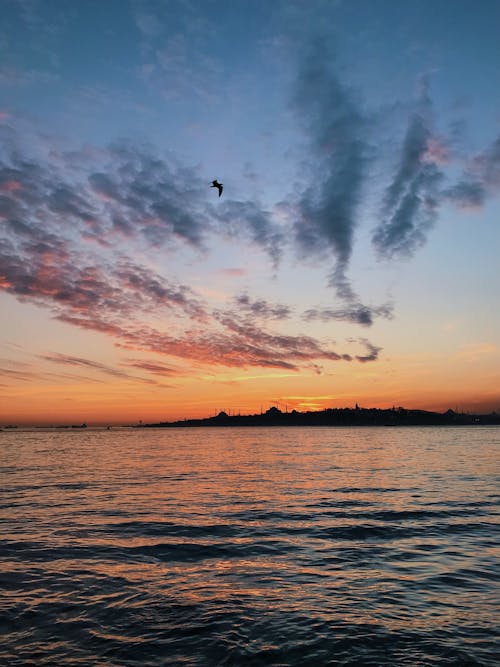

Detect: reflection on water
1,426,499,665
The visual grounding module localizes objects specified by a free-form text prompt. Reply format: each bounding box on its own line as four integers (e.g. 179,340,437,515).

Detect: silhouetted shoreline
142,406,500,428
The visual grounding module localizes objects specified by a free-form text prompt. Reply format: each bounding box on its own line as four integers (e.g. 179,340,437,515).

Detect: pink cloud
218,267,247,277
1,180,22,192
422,137,450,165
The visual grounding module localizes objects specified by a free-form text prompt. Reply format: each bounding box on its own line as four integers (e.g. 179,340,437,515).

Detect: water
1,426,499,666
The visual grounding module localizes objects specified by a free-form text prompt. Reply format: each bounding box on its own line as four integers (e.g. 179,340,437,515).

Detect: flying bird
211,179,223,197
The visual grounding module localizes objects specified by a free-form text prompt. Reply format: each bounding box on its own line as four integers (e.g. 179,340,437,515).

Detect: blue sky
1,0,499,423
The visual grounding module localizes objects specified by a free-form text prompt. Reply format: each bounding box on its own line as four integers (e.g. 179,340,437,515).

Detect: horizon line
3,402,499,429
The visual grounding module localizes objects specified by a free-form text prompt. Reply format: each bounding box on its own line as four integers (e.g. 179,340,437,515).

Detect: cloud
446,134,500,209
211,313,356,368
0,359,105,385
133,10,163,38
235,293,292,320
121,359,180,377
1,129,285,270
1,215,379,373
0,365,36,381
52,303,381,371
0,135,210,252
89,141,209,248
40,353,157,384
216,200,285,268
355,339,382,363
132,4,221,102
372,77,444,259
0,236,206,325
218,267,247,277
113,261,206,320
0,123,384,375
48,184,97,225
445,180,485,209
303,302,393,327
291,40,369,300
479,135,500,188
0,152,208,322
422,137,450,166
0,65,58,87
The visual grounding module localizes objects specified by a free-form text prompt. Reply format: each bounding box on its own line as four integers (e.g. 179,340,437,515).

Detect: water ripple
1,426,498,665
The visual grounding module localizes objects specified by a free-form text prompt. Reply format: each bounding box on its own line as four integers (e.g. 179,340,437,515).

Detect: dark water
1,426,499,666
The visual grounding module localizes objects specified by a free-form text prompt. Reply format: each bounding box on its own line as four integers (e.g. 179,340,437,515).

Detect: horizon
3,400,499,429
1,1,499,423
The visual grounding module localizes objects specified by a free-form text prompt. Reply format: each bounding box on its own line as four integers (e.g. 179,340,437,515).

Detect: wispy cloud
303,303,393,327
0,135,209,252
291,39,369,301
121,358,180,377
0,366,35,381
211,313,361,368
0,358,104,385
114,261,206,319
40,353,157,384
0,132,382,377
445,134,500,209
445,180,485,209
216,200,285,268
355,339,382,363
218,267,247,277
235,293,292,320
0,65,58,87
133,2,221,102
372,77,444,259
88,141,209,248
0,235,204,324
1,129,285,267
53,304,380,371
0,119,385,374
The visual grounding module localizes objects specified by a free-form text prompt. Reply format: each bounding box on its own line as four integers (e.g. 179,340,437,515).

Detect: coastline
142,406,500,429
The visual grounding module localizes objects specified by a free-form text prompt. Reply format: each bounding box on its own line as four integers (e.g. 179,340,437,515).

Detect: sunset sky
1,0,499,425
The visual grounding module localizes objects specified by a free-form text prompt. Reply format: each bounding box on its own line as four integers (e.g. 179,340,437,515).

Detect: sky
1,0,499,425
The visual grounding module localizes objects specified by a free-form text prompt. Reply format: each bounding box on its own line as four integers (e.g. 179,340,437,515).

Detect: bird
210,179,223,197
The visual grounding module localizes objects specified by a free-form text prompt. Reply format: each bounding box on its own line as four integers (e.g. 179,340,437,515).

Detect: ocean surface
1,426,499,666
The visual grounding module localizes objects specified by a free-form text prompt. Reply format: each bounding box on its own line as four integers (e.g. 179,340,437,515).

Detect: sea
1,426,498,666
